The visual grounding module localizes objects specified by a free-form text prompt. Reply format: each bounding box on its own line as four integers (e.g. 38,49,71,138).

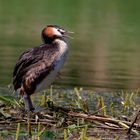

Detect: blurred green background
0,0,140,91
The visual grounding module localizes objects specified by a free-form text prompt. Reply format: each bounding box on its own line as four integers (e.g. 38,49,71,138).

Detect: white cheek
52,28,62,36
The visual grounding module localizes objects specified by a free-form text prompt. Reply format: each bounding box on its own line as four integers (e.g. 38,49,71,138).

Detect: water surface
0,0,140,91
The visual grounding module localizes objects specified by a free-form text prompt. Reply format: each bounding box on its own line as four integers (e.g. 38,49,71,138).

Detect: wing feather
13,44,59,94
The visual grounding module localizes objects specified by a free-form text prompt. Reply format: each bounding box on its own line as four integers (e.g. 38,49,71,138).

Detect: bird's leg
23,94,34,111
22,93,33,137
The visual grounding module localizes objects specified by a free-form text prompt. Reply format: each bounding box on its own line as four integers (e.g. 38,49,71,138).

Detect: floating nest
0,88,140,139
0,100,140,140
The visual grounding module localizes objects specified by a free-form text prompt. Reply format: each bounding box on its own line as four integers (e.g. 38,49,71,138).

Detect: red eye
58,29,64,34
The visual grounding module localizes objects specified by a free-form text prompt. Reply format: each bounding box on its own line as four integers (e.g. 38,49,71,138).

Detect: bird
12,25,72,111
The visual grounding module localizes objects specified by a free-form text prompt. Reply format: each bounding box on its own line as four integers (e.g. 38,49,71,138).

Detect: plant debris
0,87,140,139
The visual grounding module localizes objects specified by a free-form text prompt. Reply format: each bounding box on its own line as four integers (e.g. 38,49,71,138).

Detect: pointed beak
67,31,74,34
63,30,74,39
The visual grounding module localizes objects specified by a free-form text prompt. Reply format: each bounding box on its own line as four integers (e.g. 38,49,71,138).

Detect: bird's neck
42,35,67,45
54,38,68,55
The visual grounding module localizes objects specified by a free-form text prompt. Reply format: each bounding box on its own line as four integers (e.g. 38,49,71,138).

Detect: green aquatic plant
42,130,56,139
80,125,88,140
15,123,20,140
74,88,89,112
0,96,17,107
121,92,136,108
0,88,140,139
96,96,106,116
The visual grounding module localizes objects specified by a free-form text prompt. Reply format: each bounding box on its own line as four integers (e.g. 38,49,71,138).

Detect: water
0,0,140,91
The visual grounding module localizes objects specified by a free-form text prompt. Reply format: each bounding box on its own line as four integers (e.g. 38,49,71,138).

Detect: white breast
55,39,68,69
36,39,68,92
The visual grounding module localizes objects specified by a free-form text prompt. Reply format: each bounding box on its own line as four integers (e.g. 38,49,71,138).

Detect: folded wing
13,44,59,95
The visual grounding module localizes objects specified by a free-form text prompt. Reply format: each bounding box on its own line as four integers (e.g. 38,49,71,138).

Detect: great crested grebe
13,25,71,111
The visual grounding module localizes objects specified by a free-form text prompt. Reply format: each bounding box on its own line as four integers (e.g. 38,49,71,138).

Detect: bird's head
41,25,73,44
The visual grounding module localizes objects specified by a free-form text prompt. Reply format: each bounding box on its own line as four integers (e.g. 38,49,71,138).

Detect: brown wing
13,43,59,94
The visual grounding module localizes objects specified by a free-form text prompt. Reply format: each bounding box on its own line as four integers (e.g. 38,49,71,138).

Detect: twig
96,125,126,130
128,109,140,134
68,111,139,135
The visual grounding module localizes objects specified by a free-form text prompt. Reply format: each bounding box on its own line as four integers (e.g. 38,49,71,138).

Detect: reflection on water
0,0,140,91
